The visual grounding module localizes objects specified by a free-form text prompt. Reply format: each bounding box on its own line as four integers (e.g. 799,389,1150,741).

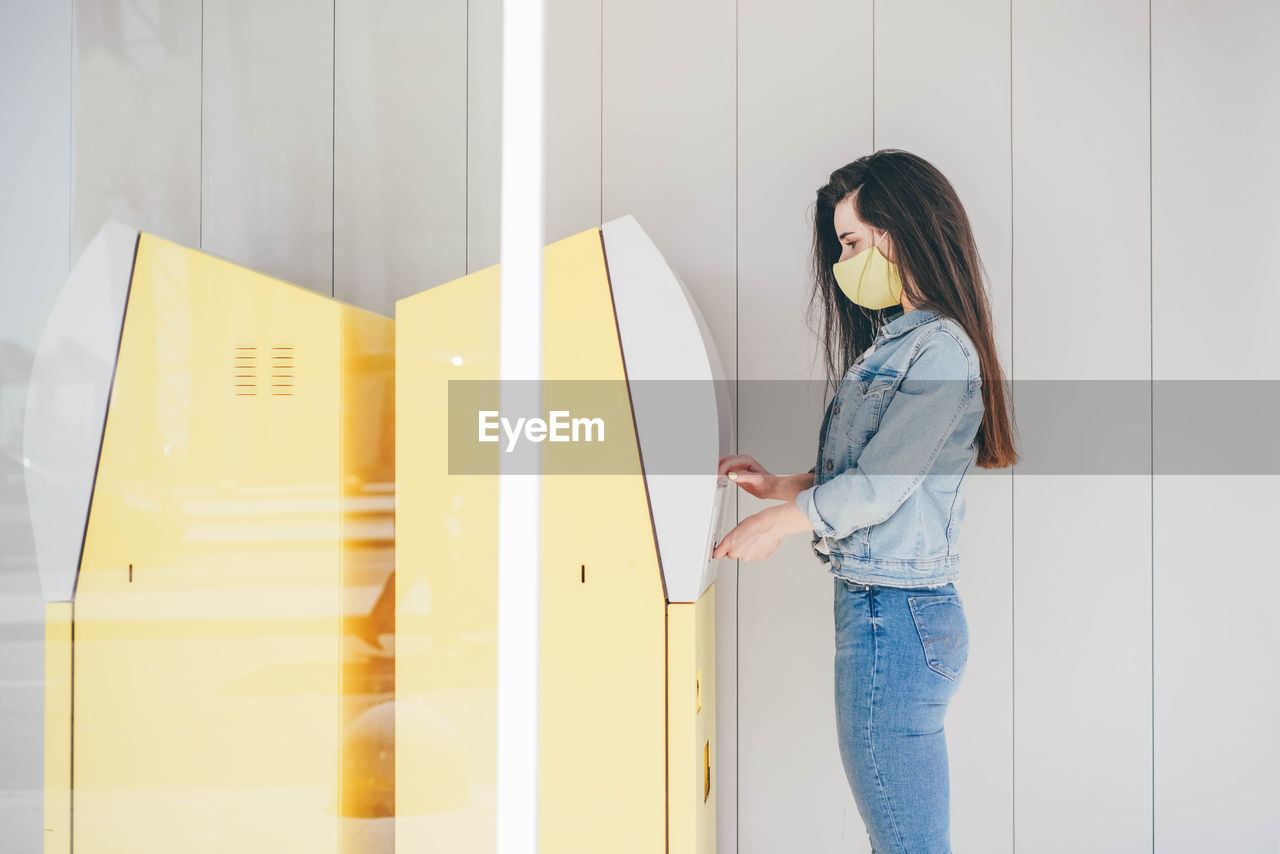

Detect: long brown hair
807,149,1018,469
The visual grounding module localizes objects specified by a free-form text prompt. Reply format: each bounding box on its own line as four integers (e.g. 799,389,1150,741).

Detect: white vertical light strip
497,0,544,851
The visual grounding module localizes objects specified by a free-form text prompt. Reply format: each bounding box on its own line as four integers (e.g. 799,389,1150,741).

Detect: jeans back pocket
907,594,969,682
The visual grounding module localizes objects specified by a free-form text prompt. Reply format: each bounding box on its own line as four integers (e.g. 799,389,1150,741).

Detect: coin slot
704,740,711,801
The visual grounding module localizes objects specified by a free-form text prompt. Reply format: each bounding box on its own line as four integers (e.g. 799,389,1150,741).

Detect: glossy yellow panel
538,228,666,852
668,586,717,854
43,602,72,854
337,301,397,846
70,233,392,853
395,261,501,848
695,584,716,854
395,227,667,852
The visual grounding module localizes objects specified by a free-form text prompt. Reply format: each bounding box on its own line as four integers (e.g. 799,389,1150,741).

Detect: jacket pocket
907,594,969,682
841,376,896,449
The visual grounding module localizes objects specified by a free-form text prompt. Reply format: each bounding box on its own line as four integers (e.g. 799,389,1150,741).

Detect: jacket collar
875,306,941,343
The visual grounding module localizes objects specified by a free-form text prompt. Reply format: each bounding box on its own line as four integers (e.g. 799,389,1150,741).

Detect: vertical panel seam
335,0,340,297
1009,0,1016,850
599,0,603,228
331,3,339,819
1148,0,1155,850
467,0,471,272
200,0,205,249
734,0,741,850
68,0,73,268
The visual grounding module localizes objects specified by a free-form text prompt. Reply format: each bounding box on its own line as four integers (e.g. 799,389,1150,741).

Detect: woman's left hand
712,501,813,561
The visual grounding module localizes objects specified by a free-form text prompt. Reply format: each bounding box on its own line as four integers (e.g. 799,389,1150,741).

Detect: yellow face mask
832,229,903,310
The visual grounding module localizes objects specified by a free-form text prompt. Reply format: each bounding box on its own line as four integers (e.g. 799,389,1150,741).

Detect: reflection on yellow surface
668,587,717,854
396,226,713,853
47,221,717,853
44,602,72,854
60,234,394,853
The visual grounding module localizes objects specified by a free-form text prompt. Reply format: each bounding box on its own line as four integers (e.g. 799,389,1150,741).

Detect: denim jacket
794,306,984,588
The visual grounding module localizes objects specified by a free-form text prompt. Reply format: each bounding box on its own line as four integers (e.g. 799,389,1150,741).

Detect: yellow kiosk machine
396,215,734,853
25,222,396,854
30,215,728,854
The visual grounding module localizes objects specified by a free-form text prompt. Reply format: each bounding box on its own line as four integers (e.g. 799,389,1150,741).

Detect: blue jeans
833,577,970,853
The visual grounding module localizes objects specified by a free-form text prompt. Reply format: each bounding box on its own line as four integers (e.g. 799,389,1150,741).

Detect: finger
723,462,762,481
717,454,756,476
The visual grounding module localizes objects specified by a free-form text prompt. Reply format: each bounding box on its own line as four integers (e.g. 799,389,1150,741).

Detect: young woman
713,149,1018,853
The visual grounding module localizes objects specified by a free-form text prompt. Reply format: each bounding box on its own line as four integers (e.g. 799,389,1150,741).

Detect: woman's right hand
718,454,783,501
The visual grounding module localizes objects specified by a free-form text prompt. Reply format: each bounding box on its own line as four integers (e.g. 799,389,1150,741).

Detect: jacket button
833,404,840,414
824,460,833,470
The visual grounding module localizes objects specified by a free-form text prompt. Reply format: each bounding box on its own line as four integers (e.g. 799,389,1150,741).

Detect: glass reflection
45,234,395,853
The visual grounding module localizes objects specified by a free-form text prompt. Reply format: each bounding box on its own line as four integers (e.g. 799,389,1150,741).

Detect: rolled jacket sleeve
793,330,976,541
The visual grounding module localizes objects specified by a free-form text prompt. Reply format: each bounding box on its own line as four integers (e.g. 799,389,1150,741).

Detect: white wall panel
70,0,201,262
467,0,502,273
1152,1,1280,851
333,0,467,315
876,1,1015,850
601,0,736,395
0,5,72,851
202,0,333,294
1011,2,1152,853
736,0,875,851
545,0,601,246
600,2,738,850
